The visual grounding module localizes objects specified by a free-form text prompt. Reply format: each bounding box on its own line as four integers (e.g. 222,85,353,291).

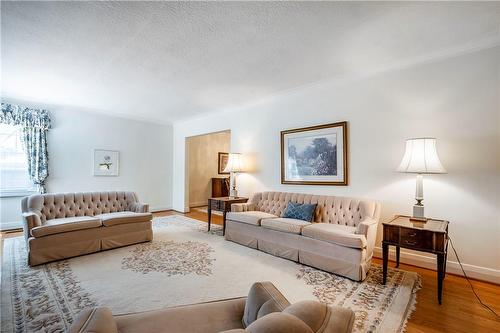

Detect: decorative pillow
282,202,317,222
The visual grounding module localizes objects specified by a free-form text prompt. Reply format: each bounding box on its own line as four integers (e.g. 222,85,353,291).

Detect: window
0,124,34,196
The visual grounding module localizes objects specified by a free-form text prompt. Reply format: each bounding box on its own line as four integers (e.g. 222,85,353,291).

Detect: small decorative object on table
397,137,446,221
382,215,449,304
208,196,248,235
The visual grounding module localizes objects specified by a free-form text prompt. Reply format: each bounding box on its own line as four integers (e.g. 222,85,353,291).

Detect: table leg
208,205,212,232
395,246,400,268
382,242,389,285
437,253,445,305
443,249,448,280
222,210,227,236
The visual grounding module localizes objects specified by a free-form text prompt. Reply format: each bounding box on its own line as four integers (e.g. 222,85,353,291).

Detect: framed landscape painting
281,121,348,185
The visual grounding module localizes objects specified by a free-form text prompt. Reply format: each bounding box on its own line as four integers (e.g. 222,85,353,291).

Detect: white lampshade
223,153,245,173
397,138,446,174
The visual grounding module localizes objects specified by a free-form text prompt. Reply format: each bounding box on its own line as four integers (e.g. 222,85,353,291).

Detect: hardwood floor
2,210,499,332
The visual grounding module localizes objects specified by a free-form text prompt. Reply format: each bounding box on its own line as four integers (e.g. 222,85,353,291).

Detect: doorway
185,130,231,212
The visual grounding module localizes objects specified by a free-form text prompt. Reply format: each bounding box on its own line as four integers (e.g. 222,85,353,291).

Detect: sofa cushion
284,301,355,333
30,216,102,238
226,211,277,226
301,223,367,249
282,202,317,222
261,218,311,235
246,312,314,333
97,212,152,227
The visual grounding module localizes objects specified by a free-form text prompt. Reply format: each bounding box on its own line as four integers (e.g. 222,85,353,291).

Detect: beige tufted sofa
21,191,153,266
69,282,355,333
225,192,381,281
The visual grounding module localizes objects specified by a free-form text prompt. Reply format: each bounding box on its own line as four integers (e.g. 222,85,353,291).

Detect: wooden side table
208,197,248,236
382,215,449,304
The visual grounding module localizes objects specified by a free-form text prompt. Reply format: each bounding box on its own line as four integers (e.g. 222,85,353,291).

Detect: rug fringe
398,274,422,333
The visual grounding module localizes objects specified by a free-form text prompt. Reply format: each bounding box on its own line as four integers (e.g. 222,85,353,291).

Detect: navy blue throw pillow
282,202,317,222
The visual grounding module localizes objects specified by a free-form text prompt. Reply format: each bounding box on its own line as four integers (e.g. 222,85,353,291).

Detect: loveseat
21,191,153,266
69,281,355,333
225,192,381,281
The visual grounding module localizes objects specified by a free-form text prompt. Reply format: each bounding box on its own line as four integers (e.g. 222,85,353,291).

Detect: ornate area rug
1,216,420,333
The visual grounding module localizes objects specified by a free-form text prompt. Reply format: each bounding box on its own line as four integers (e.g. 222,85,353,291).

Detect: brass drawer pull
408,232,417,237
404,240,418,246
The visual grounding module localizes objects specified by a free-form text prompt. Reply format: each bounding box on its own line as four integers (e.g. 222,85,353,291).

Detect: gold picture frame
281,121,348,185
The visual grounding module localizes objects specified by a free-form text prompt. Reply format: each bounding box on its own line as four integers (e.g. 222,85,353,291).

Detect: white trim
0,189,37,198
373,246,500,284
150,206,172,213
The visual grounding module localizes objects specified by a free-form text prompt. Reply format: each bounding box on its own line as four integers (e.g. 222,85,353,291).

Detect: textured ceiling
1,2,499,123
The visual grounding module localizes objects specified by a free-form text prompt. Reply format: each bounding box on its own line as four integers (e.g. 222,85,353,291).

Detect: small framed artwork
93,149,119,176
281,121,348,185
218,152,229,174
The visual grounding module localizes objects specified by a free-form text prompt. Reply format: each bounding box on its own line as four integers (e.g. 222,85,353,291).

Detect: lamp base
412,204,426,221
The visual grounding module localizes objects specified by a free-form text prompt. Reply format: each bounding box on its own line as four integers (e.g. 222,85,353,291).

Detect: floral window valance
1,103,51,193
1,103,51,130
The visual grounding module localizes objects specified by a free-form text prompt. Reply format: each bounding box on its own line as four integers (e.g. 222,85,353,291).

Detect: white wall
1,105,173,228
173,46,500,282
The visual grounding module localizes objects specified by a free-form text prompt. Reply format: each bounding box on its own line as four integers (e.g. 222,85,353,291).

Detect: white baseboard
373,246,500,284
150,206,172,213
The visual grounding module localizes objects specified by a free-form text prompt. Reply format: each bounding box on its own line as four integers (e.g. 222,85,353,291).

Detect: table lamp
223,153,245,198
397,138,446,220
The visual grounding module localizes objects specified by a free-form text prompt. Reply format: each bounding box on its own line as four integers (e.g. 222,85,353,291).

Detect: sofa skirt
27,221,152,266
225,219,369,281
28,226,102,266
101,221,153,250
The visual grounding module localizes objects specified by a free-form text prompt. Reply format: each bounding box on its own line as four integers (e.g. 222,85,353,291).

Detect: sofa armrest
131,203,149,213
22,212,41,242
355,217,377,236
243,281,290,327
232,203,255,212
325,305,356,333
356,217,379,259
69,307,118,333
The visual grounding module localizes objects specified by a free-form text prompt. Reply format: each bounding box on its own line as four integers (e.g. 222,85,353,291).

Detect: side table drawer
400,228,434,250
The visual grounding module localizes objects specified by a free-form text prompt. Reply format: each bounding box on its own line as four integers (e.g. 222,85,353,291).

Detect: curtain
1,103,51,193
